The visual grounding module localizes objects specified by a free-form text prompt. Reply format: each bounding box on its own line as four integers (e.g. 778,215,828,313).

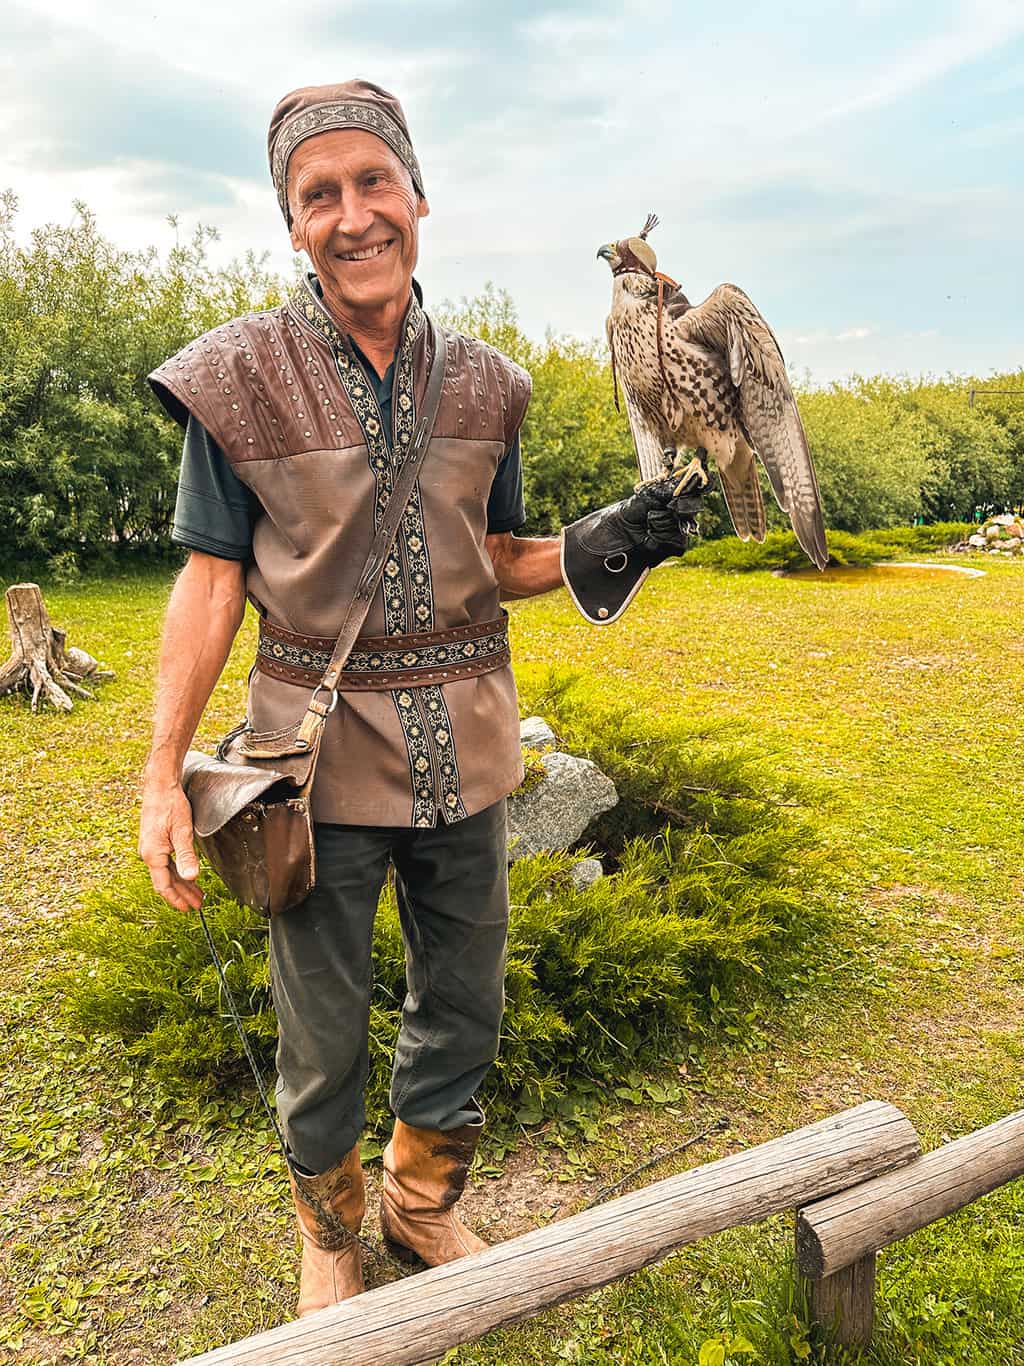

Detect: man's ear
289,219,304,253
416,195,430,221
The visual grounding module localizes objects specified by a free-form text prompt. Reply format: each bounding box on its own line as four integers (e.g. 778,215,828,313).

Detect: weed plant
63,688,826,1131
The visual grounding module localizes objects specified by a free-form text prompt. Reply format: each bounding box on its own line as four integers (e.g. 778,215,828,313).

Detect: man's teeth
338,240,392,261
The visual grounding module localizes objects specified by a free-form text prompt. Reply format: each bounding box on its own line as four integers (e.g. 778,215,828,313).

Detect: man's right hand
139,777,203,912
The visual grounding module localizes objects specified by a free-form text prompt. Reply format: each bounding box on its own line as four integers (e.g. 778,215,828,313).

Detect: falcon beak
596,244,615,262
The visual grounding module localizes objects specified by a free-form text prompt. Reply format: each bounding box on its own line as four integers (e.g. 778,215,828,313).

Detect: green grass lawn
1,555,1022,1364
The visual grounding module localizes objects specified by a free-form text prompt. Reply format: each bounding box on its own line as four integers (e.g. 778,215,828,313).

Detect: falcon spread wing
669,283,827,569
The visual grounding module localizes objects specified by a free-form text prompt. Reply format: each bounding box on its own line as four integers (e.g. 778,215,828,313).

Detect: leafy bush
794,381,935,532
0,195,283,574
792,375,1024,534
683,523,974,574
439,284,638,534
63,689,825,1129
518,671,819,850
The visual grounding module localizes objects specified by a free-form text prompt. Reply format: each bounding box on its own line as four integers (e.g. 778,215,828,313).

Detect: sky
1,0,1022,382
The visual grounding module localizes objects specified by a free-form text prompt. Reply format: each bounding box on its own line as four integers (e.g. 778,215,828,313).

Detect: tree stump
0,583,114,712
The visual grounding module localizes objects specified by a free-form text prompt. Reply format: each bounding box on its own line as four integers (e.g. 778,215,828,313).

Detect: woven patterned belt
256,613,511,691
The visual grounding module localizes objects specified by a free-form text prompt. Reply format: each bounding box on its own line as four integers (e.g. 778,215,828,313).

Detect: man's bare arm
485,532,563,600
139,551,247,911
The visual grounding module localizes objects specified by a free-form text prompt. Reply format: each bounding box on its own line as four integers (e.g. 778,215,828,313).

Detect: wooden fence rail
796,1107,1024,1345
179,1101,918,1365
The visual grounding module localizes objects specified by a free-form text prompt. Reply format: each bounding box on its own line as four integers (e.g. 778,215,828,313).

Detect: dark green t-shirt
171,336,526,561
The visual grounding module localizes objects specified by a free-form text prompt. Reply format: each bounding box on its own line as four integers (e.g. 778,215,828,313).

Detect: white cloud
0,0,1020,382
820,0,1024,121
521,12,625,43
790,329,876,346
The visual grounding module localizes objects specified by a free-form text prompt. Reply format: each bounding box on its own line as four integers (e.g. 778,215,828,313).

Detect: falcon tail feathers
720,466,767,544
793,506,829,571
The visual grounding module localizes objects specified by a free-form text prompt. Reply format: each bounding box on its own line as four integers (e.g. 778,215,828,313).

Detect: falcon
597,215,828,570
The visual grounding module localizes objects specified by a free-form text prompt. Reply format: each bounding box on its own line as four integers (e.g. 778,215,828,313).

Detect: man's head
268,80,427,316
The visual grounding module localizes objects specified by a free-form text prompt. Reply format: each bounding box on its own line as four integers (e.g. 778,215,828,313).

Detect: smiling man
139,79,703,1316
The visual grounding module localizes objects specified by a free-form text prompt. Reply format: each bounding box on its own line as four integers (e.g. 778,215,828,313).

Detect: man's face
287,129,428,315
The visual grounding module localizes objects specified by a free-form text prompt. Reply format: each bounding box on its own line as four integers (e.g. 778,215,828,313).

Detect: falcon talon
672,456,710,498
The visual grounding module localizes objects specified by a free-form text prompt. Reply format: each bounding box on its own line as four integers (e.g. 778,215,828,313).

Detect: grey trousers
268,798,509,1175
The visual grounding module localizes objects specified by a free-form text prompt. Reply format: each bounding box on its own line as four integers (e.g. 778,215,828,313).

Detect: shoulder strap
296,313,447,745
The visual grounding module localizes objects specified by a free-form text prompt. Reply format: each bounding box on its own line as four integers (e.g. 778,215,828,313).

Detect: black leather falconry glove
560,469,706,624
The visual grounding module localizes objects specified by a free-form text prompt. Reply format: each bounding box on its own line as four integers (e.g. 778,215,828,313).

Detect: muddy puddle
780,561,986,584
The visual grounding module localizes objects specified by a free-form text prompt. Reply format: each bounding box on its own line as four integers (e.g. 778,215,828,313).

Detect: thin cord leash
578,1115,730,1213
197,904,381,1262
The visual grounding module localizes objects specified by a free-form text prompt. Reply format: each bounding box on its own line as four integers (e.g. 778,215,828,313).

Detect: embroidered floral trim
393,333,435,629
290,278,466,824
258,622,509,681
420,685,468,821
395,688,436,828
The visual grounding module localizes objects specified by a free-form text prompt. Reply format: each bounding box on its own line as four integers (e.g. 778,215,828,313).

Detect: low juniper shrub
683,523,974,574
63,688,827,1131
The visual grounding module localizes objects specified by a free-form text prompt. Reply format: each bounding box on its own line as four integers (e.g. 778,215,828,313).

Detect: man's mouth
335,238,395,262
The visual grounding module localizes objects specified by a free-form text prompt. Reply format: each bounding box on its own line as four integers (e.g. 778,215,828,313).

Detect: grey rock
570,857,605,890
968,534,987,548
507,751,618,861
520,715,557,748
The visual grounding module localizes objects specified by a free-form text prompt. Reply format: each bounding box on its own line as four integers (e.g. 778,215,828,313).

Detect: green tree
796,379,931,532
0,196,283,573
886,376,1015,521
2,199,1021,567
439,284,640,532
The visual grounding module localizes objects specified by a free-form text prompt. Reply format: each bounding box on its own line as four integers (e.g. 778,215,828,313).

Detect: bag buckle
295,686,337,750
309,684,339,716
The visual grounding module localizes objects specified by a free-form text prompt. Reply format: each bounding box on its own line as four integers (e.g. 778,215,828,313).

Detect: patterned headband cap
268,79,424,224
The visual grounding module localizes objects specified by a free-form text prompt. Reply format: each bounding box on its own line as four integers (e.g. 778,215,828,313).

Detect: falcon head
597,212,659,276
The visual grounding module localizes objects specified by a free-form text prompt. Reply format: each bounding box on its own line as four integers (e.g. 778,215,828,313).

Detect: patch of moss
513,744,551,796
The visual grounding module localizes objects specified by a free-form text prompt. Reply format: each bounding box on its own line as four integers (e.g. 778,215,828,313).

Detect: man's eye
365,174,382,187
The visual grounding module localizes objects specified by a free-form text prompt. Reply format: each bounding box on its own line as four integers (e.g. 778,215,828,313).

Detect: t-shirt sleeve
171,415,258,560
485,431,526,534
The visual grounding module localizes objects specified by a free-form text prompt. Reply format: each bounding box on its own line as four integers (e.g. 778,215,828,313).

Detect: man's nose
333,192,375,240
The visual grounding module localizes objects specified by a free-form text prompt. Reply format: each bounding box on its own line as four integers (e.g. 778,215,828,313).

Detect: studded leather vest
150,277,532,826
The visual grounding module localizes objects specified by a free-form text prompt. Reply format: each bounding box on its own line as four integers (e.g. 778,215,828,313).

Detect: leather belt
256,613,511,691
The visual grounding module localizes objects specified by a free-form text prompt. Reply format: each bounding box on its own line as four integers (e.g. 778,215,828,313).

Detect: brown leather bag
181,315,448,916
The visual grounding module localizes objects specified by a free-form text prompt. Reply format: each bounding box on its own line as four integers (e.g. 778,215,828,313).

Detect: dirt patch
865,882,974,911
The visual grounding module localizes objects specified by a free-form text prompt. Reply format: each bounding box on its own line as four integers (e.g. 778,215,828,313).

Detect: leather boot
290,1145,366,1315
380,1117,487,1266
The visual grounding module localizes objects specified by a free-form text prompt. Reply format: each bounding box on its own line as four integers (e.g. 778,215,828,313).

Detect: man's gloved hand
605,475,705,567
560,466,708,624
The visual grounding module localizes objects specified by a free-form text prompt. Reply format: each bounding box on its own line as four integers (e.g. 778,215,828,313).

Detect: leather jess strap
297,314,448,744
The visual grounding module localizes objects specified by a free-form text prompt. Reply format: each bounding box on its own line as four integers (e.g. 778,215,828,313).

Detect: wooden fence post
797,1108,1024,1347
802,1251,876,1347
177,1101,919,1366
